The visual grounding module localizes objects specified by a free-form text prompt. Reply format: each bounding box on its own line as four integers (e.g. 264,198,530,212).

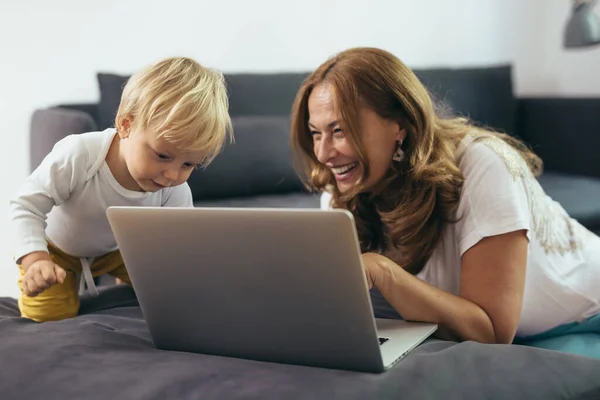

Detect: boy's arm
10,135,89,266
11,178,60,268
162,182,194,207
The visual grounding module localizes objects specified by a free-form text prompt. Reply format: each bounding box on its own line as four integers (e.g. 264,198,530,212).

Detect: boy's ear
118,117,132,139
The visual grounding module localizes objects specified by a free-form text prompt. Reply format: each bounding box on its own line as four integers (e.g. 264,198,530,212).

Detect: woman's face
307,83,405,193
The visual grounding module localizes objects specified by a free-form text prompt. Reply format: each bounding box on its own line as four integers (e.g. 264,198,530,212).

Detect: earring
392,139,405,162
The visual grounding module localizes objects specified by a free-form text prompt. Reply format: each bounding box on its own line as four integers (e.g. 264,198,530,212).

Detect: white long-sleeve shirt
10,129,193,263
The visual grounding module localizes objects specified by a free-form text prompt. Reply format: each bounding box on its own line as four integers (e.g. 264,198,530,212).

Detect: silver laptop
106,206,437,373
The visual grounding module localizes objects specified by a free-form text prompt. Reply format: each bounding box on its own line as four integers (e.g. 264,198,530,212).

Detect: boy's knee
108,264,131,285
17,264,80,322
18,277,80,322
19,294,80,322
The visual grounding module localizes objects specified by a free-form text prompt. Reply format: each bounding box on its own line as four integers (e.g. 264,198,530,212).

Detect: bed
1,285,599,400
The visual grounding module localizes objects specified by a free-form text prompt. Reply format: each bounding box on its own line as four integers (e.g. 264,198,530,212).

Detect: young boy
10,56,233,322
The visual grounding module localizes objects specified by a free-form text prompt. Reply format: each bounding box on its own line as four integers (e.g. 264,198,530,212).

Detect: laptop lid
107,206,387,371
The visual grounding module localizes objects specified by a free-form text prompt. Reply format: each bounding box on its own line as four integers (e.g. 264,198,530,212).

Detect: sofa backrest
413,65,516,135
79,65,517,201
95,65,515,132
186,115,303,200
95,72,312,129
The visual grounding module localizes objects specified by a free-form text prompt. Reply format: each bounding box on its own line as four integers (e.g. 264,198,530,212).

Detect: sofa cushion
97,73,129,130
96,71,310,128
224,73,309,117
194,192,320,208
413,65,517,135
95,66,516,134
516,98,600,178
537,171,600,231
187,116,305,201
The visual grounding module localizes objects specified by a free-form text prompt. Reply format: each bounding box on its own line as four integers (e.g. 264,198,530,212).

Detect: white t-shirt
321,135,600,337
10,129,193,262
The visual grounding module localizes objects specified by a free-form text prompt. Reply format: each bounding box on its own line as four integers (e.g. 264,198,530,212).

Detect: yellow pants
18,242,130,322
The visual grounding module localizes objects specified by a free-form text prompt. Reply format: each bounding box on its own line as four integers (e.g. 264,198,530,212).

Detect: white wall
0,0,599,298
515,0,600,96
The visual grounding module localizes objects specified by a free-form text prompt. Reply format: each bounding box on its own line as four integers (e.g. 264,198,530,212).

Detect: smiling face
307,83,405,193
113,119,207,192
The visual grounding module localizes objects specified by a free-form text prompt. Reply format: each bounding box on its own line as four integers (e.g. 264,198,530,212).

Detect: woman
290,47,600,358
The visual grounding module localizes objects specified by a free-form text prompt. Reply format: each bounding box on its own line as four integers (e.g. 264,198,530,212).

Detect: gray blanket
1,286,599,400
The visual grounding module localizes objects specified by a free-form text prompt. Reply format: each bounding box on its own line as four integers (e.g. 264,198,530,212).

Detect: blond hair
291,47,542,274
115,56,233,165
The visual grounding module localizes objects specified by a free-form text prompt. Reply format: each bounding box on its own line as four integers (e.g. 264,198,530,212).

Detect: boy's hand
22,259,67,297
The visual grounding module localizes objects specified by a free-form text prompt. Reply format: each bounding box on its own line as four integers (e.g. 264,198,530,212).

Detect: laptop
106,206,437,373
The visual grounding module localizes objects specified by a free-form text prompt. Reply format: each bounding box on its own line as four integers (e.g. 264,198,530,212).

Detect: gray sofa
1,286,600,400
30,65,600,233
16,66,600,399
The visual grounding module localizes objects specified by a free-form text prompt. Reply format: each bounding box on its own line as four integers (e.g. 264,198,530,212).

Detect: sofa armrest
56,103,101,125
515,98,600,179
30,107,98,172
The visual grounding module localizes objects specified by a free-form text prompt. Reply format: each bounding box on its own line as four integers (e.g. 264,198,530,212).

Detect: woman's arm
365,229,528,344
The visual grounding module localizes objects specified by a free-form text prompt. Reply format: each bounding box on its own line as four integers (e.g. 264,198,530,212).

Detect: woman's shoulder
456,133,533,182
455,132,592,258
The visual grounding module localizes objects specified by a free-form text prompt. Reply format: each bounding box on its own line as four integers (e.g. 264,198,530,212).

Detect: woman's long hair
290,47,542,274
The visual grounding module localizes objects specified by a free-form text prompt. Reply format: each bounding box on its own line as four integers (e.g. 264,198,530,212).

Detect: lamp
564,0,600,48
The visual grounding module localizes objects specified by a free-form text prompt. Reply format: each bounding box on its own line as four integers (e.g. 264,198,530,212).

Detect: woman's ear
395,123,407,143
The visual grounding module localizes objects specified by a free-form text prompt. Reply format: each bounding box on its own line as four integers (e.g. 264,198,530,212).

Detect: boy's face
119,121,206,192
